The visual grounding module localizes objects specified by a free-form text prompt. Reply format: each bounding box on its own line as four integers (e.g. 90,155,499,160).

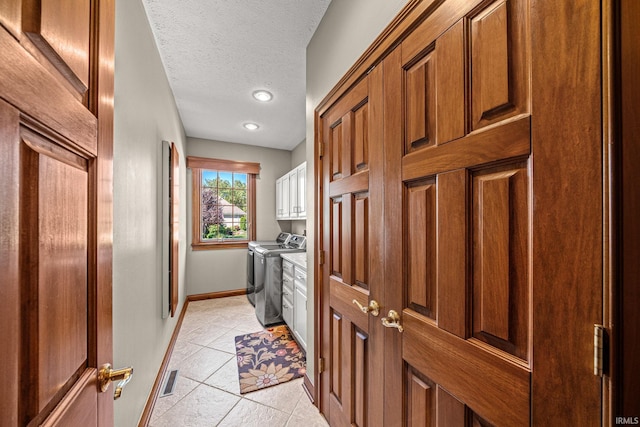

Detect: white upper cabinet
295,162,306,218
275,161,306,220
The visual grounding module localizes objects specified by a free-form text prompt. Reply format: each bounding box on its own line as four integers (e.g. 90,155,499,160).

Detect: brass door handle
352,299,380,317
381,310,404,332
98,364,133,400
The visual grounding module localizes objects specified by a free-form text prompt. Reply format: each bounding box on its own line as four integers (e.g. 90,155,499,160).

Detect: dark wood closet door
385,1,532,425
382,0,604,425
0,0,115,425
318,66,386,427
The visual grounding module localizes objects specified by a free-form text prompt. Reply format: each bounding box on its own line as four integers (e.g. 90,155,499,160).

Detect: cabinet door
296,163,306,218
281,173,291,218
288,169,298,218
275,177,283,218
294,280,307,350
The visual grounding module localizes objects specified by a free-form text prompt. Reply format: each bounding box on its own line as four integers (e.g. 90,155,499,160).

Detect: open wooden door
317,0,605,425
0,1,117,425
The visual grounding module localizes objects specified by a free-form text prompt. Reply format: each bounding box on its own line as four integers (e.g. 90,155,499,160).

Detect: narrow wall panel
354,330,368,427
331,312,343,403
406,52,436,151
331,122,343,179
353,104,369,171
331,198,342,278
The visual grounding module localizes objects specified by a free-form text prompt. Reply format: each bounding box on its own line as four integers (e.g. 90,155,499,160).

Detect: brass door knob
352,299,380,317
381,310,404,332
98,364,133,400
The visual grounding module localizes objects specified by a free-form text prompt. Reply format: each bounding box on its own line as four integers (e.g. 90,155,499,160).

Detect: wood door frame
607,0,640,421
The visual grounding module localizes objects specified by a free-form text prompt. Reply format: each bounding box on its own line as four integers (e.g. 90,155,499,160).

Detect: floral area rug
234,325,306,394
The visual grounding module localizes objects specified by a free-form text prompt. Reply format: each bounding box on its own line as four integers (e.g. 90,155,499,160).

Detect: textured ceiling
141,0,331,151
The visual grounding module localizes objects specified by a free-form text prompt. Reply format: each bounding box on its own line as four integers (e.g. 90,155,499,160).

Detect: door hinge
318,250,325,266
318,142,324,158
594,324,606,377
318,357,325,374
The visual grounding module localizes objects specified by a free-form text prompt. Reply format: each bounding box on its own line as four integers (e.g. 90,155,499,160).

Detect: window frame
187,156,259,250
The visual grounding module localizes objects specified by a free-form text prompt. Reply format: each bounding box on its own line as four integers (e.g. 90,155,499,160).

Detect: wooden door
0,1,115,425
318,66,386,426
382,0,603,425
317,0,605,425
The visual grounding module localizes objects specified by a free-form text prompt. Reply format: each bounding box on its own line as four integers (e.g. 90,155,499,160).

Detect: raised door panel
470,0,529,130
17,118,99,426
23,0,91,99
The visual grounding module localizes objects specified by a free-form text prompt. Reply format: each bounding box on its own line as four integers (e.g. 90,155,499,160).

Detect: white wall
113,0,188,425
305,0,408,384
186,137,292,295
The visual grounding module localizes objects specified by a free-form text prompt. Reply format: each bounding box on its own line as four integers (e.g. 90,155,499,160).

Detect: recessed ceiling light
243,122,260,131
252,90,273,102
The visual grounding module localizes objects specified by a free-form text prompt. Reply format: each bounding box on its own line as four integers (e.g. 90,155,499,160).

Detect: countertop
280,252,307,271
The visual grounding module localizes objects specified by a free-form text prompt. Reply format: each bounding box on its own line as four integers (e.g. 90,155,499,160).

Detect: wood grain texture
402,115,530,182
353,104,368,171
382,47,405,427
531,0,603,424
331,122,343,179
471,1,510,127
0,25,97,154
406,52,436,150
435,19,465,144
331,198,342,277
331,312,343,403
41,370,98,427
354,194,369,289
436,169,468,338
328,170,369,198
403,311,530,427
407,182,436,319
408,372,433,427
0,0,21,38
38,150,89,411
436,386,466,427
470,0,530,130
354,331,367,427
0,100,21,426
472,163,529,360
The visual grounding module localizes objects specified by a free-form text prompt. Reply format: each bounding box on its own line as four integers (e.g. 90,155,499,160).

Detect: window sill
191,241,249,251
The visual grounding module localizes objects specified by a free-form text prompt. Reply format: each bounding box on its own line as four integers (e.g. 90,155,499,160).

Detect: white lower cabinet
282,258,307,351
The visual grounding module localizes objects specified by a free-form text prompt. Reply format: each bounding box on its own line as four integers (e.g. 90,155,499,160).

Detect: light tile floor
149,295,329,427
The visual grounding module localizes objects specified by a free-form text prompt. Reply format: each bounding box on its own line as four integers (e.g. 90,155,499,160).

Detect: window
187,156,259,250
